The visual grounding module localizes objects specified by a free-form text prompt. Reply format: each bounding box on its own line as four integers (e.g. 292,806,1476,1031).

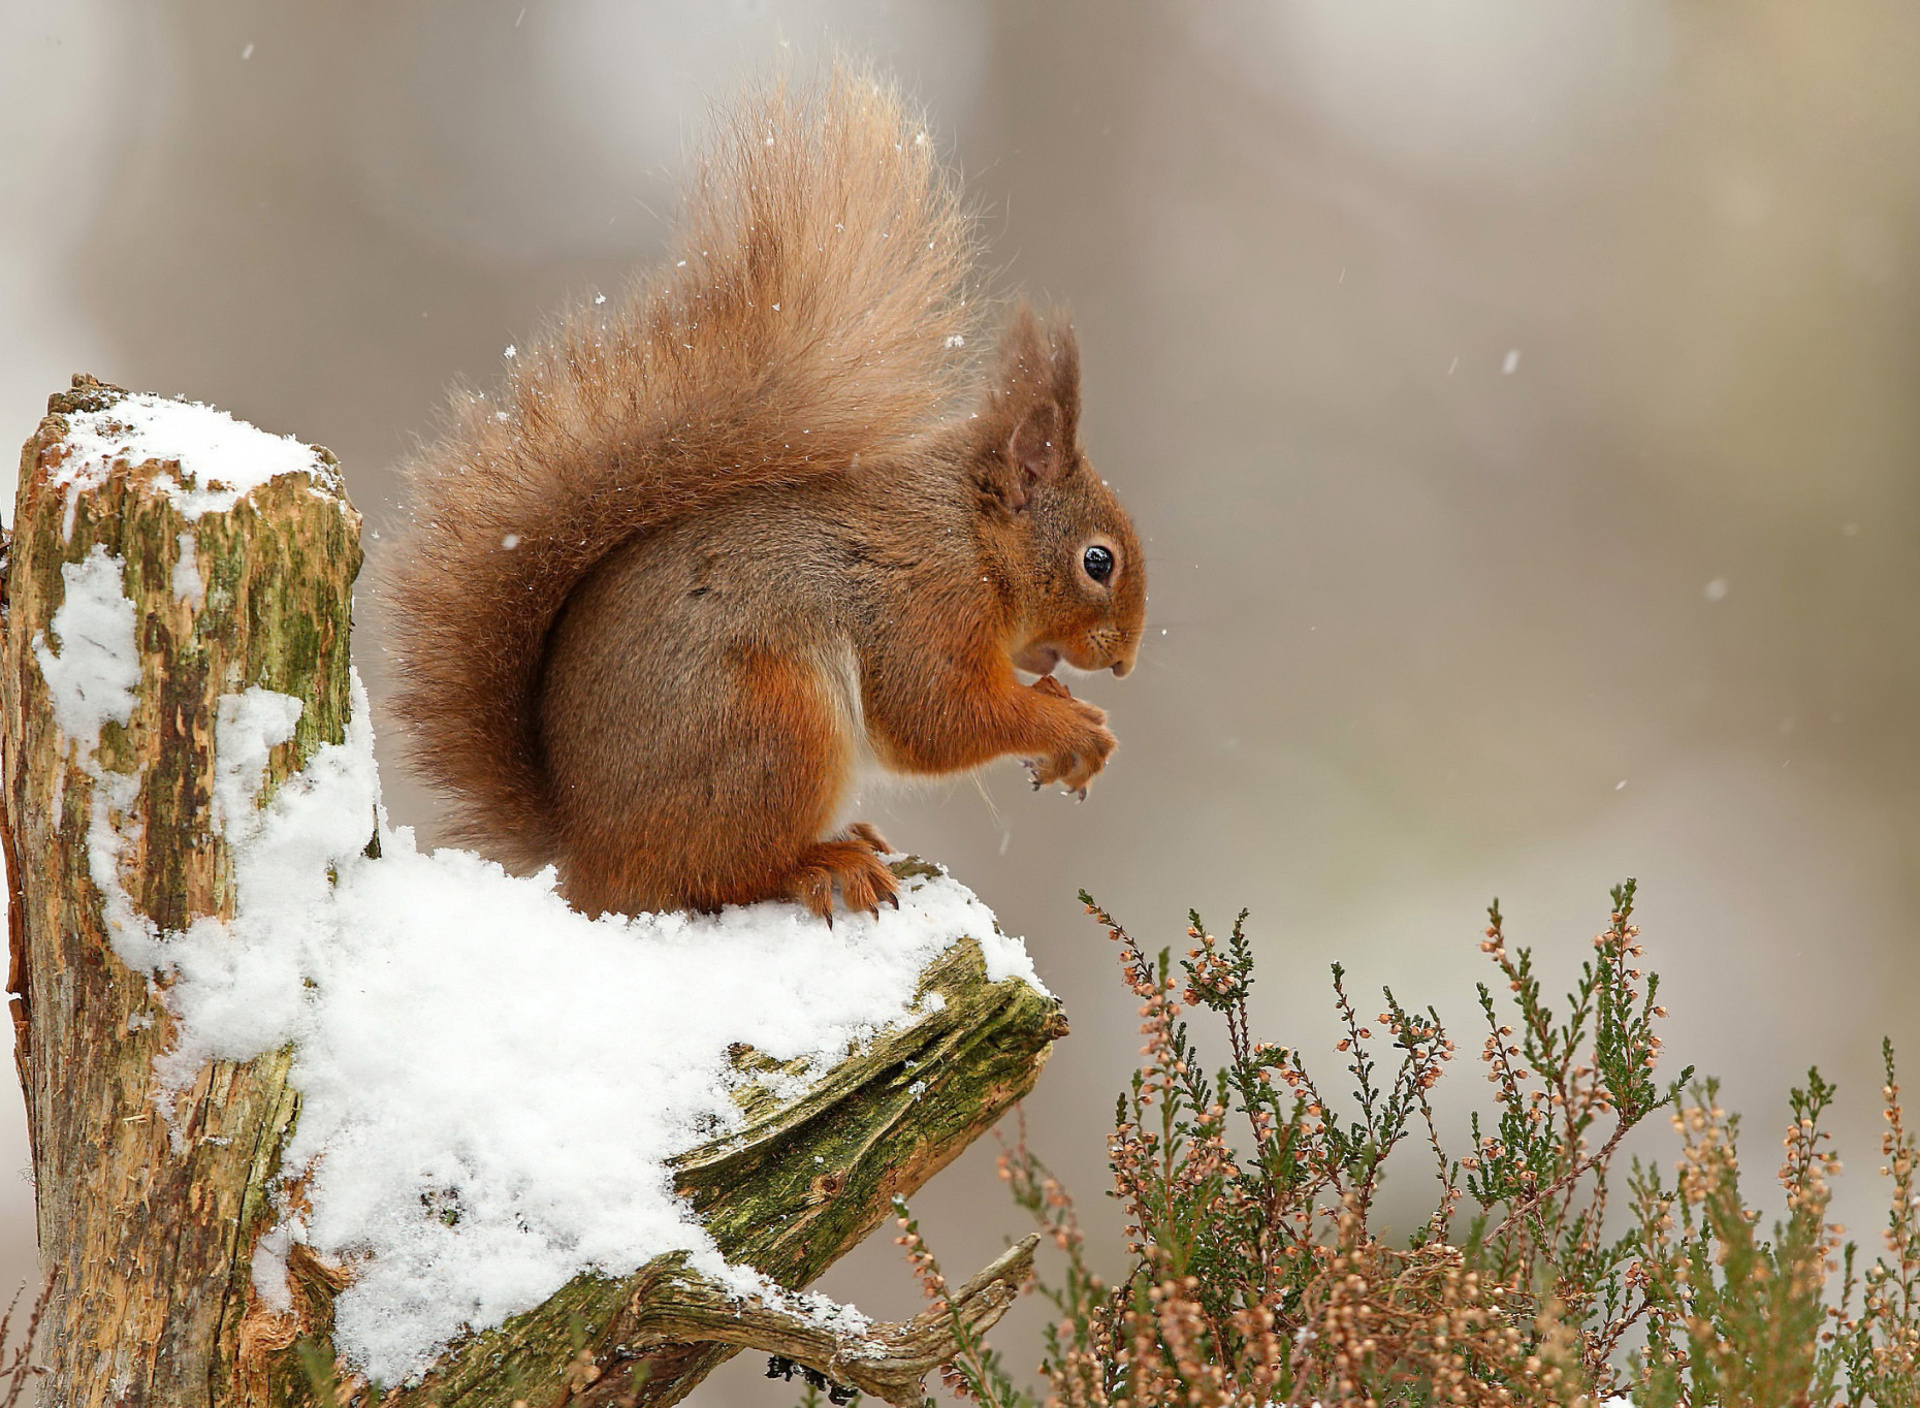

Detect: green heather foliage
854,882,1920,1408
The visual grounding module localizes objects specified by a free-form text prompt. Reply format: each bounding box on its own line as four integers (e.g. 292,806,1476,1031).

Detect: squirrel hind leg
783,840,899,920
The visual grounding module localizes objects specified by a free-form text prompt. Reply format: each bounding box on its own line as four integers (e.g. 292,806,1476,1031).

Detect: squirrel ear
1006,402,1062,490
981,306,1081,513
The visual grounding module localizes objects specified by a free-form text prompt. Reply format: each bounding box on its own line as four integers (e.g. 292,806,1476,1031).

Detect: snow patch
172,533,204,607
89,768,153,972
56,391,338,522
31,546,138,748
28,548,158,975
210,688,302,835
251,1220,296,1317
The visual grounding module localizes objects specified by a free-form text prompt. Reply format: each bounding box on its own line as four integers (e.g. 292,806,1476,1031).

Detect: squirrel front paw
1024,678,1115,799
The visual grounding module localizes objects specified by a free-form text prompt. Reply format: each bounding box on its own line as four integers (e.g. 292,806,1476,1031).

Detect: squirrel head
972,306,1146,679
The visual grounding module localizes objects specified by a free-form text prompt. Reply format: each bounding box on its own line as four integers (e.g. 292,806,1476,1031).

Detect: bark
1,377,1066,1408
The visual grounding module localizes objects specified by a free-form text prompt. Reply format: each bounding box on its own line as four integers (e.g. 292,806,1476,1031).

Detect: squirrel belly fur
383,71,1147,920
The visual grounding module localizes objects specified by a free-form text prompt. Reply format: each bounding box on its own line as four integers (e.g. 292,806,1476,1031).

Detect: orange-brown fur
383,71,1146,919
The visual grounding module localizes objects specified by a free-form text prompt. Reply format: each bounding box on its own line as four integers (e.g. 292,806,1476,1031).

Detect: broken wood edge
611,1233,1040,1408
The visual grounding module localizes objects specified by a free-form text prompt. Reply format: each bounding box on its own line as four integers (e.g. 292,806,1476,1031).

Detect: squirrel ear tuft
981,305,1081,512
1048,321,1081,455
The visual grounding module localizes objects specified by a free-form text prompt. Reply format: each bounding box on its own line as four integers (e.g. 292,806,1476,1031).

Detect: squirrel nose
1110,654,1134,678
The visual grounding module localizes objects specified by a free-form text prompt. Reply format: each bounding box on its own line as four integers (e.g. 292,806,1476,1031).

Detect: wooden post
1,378,1065,1408
3,375,360,1408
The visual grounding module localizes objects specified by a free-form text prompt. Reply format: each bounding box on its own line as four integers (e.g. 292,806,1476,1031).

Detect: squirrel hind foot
785,840,899,920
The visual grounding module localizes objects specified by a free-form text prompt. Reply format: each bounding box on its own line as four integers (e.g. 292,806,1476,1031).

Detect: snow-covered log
0,377,1067,1408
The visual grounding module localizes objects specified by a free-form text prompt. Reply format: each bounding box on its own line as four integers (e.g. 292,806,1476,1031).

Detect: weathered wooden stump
0,377,1064,1408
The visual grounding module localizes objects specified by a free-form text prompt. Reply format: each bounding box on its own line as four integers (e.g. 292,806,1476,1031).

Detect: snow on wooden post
1,377,1068,1408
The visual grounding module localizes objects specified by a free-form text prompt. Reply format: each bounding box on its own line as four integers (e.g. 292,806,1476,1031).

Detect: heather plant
0,1282,48,1408
850,882,1920,1407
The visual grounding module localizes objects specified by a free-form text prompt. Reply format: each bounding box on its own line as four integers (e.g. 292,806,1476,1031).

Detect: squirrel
382,71,1146,921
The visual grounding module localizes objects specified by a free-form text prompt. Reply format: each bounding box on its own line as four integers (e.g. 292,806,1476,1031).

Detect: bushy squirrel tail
381,69,977,866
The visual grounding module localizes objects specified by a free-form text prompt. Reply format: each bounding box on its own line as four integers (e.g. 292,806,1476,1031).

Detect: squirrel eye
1082,544,1115,584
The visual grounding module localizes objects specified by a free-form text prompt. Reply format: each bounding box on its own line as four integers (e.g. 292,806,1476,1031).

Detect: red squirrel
383,72,1146,919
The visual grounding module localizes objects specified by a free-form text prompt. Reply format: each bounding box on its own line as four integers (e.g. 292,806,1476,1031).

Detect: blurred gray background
3,0,1916,1399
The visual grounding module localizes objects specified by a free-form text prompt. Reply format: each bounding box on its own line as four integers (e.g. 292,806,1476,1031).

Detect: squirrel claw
786,840,897,919
1073,786,1088,802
